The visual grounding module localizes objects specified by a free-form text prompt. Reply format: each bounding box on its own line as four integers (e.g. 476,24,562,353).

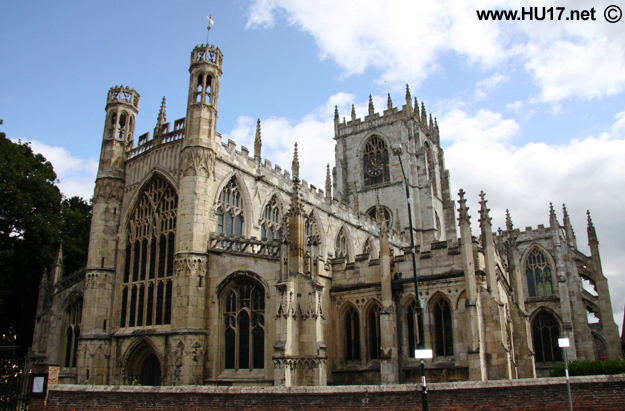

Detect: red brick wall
43,375,625,411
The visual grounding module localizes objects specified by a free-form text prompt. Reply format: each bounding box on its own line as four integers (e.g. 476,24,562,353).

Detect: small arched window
433,297,453,358
344,306,360,361
363,136,390,186
526,249,554,297
63,298,82,368
532,312,562,362
223,276,265,371
260,195,281,241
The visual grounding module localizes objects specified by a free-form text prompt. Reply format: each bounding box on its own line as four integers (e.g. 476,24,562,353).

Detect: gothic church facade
30,41,622,386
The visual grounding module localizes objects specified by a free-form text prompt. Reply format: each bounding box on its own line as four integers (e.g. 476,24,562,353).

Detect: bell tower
169,44,223,384
79,85,139,384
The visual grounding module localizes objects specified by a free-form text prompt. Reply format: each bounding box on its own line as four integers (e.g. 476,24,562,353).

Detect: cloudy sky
2,1,624,334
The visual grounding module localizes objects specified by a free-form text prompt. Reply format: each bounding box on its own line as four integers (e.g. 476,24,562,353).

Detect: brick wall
43,375,625,411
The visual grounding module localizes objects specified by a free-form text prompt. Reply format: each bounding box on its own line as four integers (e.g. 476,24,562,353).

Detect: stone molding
179,146,215,178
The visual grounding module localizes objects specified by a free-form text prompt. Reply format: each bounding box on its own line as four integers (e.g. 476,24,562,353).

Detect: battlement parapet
191,44,223,69
107,85,139,109
127,117,185,159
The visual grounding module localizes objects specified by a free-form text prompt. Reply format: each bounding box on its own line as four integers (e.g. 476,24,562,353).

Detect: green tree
0,133,63,355
60,196,92,276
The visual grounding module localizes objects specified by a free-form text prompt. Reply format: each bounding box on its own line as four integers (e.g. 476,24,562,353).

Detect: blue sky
2,0,624,333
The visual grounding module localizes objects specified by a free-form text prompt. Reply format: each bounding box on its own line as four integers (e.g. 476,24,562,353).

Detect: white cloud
247,0,625,103
12,139,98,201
475,73,510,99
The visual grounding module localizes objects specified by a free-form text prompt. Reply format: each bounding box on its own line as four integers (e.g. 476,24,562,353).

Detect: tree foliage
0,133,91,355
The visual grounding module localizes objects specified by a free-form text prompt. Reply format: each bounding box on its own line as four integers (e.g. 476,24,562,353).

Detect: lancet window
63,298,82,368
367,303,382,361
363,136,390,186
344,306,360,361
526,249,554,297
121,176,177,328
223,277,265,371
532,312,562,362
260,196,281,241
433,297,453,357
335,227,348,259
406,299,424,358
194,73,213,104
216,177,244,238
424,143,438,196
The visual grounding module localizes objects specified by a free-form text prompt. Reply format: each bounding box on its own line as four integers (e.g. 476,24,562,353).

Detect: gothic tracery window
223,277,265,371
344,305,360,361
63,298,82,368
216,177,244,239
433,297,453,357
363,136,390,187
526,249,554,298
260,195,281,241
121,176,176,328
532,312,562,362
366,206,391,229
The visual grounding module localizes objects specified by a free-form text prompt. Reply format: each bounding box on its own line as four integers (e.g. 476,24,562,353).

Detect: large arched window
532,312,562,362
260,195,281,241
63,298,82,368
363,136,390,186
121,176,176,328
344,305,360,361
223,276,265,371
526,249,554,297
367,302,382,361
216,177,244,238
433,297,453,358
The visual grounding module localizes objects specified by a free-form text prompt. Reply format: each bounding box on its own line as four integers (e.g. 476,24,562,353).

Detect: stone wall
37,375,625,411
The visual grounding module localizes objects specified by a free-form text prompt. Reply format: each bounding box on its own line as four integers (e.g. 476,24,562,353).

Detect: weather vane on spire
206,15,214,44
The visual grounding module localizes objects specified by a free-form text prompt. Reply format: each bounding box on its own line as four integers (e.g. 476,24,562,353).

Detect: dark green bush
550,359,625,377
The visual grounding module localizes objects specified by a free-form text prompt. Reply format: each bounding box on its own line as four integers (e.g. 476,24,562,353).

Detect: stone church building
29,40,622,387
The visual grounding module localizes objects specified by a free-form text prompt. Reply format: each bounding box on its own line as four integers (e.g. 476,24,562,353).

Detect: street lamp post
558,338,573,411
392,143,429,410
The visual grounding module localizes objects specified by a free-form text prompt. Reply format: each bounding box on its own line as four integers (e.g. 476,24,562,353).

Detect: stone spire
334,105,339,121
156,96,166,126
387,93,393,110
254,119,262,163
368,94,375,116
405,84,412,107
421,102,427,123
292,142,300,182
429,113,434,130
325,163,332,200
351,104,356,121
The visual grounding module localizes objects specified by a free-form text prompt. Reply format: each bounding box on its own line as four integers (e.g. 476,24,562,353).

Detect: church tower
168,44,223,384
79,86,139,383
333,87,456,249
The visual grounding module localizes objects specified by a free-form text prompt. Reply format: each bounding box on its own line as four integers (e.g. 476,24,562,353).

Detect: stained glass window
532,312,562,362
526,249,554,297
260,195,281,241
368,303,381,360
344,306,360,361
434,298,453,357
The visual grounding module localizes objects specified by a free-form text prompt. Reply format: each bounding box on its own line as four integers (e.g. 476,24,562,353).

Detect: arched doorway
139,353,161,386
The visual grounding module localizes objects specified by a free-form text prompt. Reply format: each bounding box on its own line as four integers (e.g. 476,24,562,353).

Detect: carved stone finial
478,190,492,227
395,207,402,236
352,182,359,214
325,163,332,200
387,93,393,110
368,94,375,116
405,84,411,102
254,119,262,161
587,210,598,243
351,104,356,121
505,209,514,232
157,96,166,126
292,142,300,182
334,105,339,121
421,102,427,123
457,189,470,226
